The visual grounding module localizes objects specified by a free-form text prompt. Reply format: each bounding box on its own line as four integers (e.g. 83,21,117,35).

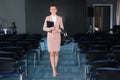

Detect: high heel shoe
53,70,58,77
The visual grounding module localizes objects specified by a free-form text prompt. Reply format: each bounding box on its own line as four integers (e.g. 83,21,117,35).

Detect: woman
43,5,64,77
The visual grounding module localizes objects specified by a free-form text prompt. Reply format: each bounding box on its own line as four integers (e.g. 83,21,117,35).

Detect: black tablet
47,21,54,27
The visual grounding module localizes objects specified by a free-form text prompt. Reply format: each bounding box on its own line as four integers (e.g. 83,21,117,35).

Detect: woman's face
50,6,57,15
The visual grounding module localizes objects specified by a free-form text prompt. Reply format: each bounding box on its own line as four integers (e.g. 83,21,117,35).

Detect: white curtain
116,0,120,25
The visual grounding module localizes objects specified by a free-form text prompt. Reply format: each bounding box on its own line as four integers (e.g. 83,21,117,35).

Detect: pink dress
43,15,64,52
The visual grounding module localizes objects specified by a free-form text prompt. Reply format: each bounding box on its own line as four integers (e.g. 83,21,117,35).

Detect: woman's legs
50,52,55,70
49,51,59,77
50,51,56,77
55,51,59,69
54,51,59,76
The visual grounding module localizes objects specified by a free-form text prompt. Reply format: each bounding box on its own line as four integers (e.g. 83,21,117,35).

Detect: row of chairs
84,50,120,80
74,33,120,43
0,34,42,80
74,33,120,80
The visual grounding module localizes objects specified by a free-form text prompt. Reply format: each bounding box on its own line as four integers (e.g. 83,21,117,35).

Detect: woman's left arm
60,17,64,30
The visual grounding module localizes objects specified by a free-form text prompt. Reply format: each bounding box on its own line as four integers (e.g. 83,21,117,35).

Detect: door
93,4,113,33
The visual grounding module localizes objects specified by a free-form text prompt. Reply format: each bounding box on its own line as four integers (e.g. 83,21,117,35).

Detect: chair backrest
26,34,42,40
111,45,120,50
97,40,113,47
0,57,16,73
88,45,108,50
0,51,18,60
96,68,120,80
92,60,119,69
0,46,25,59
0,42,12,47
16,41,33,52
112,50,120,61
79,41,96,52
86,50,108,64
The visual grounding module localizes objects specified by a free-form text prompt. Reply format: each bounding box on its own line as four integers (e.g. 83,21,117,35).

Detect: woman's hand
50,27,57,33
50,27,55,31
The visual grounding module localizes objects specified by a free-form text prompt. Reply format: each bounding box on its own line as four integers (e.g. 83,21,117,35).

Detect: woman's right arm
43,17,52,32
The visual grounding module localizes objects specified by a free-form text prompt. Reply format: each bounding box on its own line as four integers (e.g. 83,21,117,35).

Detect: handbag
60,29,71,45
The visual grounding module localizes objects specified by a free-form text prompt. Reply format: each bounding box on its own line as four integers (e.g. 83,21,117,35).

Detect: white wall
0,0,26,34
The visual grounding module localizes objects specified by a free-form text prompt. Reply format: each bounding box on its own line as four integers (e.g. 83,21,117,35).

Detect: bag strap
60,28,65,33
60,28,68,36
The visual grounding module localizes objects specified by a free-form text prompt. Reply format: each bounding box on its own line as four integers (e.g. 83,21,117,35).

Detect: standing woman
43,5,64,77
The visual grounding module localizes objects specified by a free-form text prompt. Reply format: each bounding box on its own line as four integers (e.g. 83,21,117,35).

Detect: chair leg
84,65,87,80
84,65,91,80
43,40,46,51
34,51,37,67
40,39,46,52
20,74,23,80
77,50,80,68
39,43,42,54
73,43,80,67
25,55,28,76
73,43,77,55
35,48,41,63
